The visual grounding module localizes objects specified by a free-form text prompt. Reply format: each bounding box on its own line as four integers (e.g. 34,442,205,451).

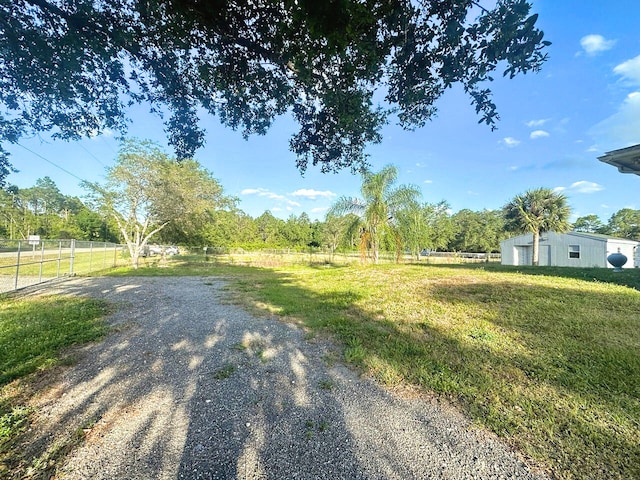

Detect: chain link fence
0,239,128,293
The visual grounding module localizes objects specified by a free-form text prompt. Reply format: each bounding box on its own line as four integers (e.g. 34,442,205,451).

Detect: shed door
515,246,532,266
539,245,551,266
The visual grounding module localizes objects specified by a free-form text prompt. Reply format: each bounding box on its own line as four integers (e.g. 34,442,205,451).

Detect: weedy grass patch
106,258,640,479
0,294,108,476
0,296,109,385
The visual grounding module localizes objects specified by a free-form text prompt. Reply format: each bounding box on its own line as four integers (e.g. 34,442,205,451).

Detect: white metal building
500,231,639,268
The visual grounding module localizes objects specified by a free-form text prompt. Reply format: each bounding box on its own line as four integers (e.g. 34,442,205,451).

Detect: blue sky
6,0,640,222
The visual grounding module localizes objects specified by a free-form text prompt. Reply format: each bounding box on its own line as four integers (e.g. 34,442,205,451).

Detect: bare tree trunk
370,226,379,264
113,212,167,269
532,230,540,266
372,238,379,264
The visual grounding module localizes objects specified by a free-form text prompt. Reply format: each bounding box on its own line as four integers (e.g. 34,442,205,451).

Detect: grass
0,250,128,284
318,379,335,391
110,256,640,479
0,294,109,476
212,364,236,380
0,296,109,385
304,419,330,439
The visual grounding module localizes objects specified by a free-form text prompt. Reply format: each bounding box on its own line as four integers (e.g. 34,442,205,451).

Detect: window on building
569,244,580,259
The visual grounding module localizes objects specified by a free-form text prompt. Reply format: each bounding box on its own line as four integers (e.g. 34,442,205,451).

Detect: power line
15,142,88,183
78,142,109,168
100,134,118,154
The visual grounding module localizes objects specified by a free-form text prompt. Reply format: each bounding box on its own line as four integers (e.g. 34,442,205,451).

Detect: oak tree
84,139,231,267
1,0,549,181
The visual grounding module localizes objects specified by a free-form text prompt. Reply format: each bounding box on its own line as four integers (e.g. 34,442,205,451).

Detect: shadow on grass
414,262,640,291
4,274,531,480
221,264,640,480
83,259,640,478
429,279,639,475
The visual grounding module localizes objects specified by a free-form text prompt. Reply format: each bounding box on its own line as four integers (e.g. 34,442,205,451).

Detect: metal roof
598,144,640,175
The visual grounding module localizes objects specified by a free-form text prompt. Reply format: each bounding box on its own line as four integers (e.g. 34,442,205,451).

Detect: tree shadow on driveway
17,276,545,479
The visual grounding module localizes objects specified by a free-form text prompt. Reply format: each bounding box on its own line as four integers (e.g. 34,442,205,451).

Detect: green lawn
0,296,108,385
0,295,108,474
110,257,640,479
0,250,127,279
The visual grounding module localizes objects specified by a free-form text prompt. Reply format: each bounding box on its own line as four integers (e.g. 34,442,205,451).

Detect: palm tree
503,187,571,266
329,165,421,264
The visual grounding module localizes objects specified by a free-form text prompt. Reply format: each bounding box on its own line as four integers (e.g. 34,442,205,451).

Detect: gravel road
24,276,547,479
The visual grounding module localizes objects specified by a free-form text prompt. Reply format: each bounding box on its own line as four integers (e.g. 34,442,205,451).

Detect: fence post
69,239,75,275
57,241,62,278
88,241,94,273
38,240,45,283
14,241,21,291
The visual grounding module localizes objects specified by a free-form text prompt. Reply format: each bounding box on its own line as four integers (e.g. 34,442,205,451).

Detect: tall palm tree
503,187,571,266
329,165,421,263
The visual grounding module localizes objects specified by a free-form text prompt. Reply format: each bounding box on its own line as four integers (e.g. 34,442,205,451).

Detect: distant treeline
2,177,639,254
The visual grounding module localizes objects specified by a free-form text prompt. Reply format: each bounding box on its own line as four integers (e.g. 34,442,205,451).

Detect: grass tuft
212,364,236,380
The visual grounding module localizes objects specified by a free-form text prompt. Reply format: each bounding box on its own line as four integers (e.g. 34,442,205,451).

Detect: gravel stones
28,276,546,479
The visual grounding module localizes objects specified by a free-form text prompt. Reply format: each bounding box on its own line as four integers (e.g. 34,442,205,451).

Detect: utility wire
100,134,118,154
15,142,88,183
78,142,109,168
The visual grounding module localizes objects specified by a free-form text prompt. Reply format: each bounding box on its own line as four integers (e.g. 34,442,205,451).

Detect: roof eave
598,144,640,176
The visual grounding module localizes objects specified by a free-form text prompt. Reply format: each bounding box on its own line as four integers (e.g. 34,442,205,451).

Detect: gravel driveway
25,276,547,479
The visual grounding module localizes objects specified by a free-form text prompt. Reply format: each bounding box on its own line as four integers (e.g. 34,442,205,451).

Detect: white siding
500,232,640,268
605,240,638,269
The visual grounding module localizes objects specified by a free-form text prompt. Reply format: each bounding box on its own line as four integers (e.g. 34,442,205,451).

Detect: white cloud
613,54,640,86
525,119,550,128
311,207,329,214
591,91,640,145
89,127,114,140
580,34,616,56
590,54,640,146
530,130,550,139
569,181,604,194
555,181,604,195
241,188,263,195
290,189,337,199
502,137,521,147
424,179,433,184
241,187,285,200
241,187,300,208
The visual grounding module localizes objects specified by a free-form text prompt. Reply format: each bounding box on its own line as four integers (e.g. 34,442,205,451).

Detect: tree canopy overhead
1,0,549,181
